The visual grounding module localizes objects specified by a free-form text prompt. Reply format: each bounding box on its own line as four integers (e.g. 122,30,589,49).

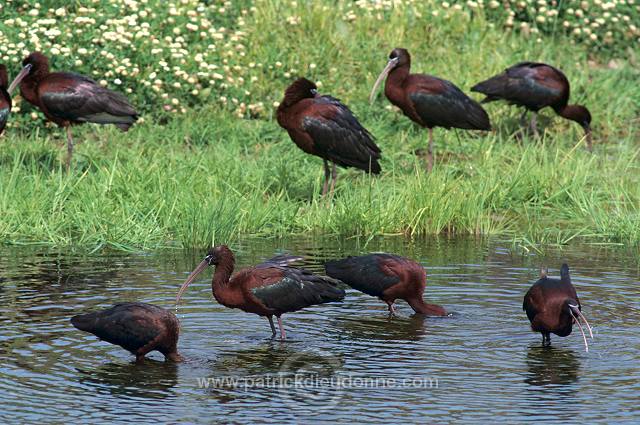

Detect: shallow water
1,237,639,423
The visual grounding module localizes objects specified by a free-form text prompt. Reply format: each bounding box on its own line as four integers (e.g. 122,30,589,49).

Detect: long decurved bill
369,57,398,104
568,304,594,352
8,64,32,95
585,126,593,152
176,258,210,306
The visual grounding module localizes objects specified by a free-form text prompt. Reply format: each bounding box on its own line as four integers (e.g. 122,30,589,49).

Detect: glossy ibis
370,48,491,171
176,245,345,339
70,302,183,362
0,64,11,135
277,77,381,196
523,264,593,351
471,62,592,151
12,52,138,170
325,253,447,316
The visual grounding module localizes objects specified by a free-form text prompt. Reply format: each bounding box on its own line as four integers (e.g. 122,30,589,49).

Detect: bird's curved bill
8,64,32,95
176,258,210,306
584,126,593,152
369,57,398,104
568,304,594,352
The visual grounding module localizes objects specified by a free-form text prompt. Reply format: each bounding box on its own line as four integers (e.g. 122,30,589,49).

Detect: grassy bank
0,1,639,250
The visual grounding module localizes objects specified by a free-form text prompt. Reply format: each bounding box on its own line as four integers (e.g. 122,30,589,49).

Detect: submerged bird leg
268,316,277,338
65,126,74,172
321,159,330,197
569,309,590,352
529,112,540,138
427,128,434,172
329,161,337,197
277,316,286,340
386,301,396,316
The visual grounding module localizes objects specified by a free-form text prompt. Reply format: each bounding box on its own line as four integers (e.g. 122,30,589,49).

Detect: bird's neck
0,71,7,90
212,254,235,292
554,104,582,124
407,298,447,316
385,65,410,105
19,75,41,106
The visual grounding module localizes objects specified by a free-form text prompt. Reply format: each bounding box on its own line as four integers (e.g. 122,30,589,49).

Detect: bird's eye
205,254,214,264
310,88,318,95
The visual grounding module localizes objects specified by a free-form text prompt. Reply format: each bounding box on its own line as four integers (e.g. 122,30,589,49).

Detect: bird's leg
135,354,145,364
329,161,337,197
321,159,330,197
519,110,528,129
268,316,277,338
277,316,286,340
541,332,551,347
65,126,74,172
386,301,396,317
426,128,434,172
529,112,540,138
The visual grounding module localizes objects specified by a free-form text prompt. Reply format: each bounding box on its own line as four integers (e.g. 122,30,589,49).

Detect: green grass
0,1,639,250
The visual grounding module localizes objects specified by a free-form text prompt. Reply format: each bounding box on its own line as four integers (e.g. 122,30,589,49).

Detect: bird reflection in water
525,345,580,387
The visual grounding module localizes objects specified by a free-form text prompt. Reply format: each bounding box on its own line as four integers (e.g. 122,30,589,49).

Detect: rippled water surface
1,237,639,423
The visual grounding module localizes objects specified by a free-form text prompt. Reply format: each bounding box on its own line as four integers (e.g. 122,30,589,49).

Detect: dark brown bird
471,62,592,151
11,52,138,170
523,264,593,351
0,64,11,136
176,245,345,339
325,253,447,316
277,77,381,196
70,302,183,362
370,48,491,171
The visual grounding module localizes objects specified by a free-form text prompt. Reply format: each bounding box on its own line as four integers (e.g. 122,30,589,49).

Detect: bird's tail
471,75,509,104
560,263,571,283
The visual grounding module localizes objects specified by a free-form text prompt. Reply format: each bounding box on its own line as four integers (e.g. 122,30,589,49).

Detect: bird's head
8,52,49,94
280,77,318,108
176,245,234,306
0,64,8,89
369,47,411,104
558,104,592,148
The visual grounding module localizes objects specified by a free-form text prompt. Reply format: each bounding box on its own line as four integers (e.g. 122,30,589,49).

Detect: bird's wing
301,96,381,173
523,281,545,323
249,266,345,313
325,254,400,298
408,75,491,130
73,303,163,352
38,72,138,127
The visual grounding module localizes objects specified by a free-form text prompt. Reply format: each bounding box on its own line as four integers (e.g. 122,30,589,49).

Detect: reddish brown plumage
370,48,490,171
70,302,182,362
15,52,138,169
277,77,381,196
325,253,447,316
523,264,593,350
177,245,345,339
0,64,11,135
471,62,592,150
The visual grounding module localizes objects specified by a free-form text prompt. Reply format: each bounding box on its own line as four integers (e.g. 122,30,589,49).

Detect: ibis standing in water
325,253,447,316
471,62,592,151
370,48,491,171
523,264,594,351
71,302,183,362
277,77,382,196
11,52,138,170
176,245,345,339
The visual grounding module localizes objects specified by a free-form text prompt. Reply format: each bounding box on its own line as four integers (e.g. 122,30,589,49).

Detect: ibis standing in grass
523,264,594,351
369,48,491,171
71,302,183,362
325,253,447,316
176,245,345,339
277,77,382,196
471,62,592,151
11,52,138,170
0,64,12,135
